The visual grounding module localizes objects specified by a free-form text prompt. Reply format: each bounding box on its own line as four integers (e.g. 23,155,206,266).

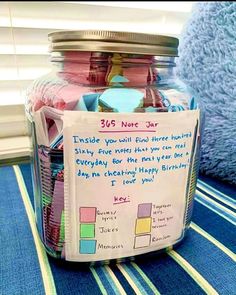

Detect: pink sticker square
79,207,97,223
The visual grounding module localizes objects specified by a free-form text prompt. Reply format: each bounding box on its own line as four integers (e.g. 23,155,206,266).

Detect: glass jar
26,31,202,262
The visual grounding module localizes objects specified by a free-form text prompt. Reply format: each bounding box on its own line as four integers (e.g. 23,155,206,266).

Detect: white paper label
63,110,200,261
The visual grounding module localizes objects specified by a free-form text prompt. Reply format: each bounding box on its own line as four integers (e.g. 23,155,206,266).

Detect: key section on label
137,203,152,218
80,224,95,238
134,203,153,249
79,207,97,254
135,217,152,235
134,234,151,249
79,240,97,254
79,207,97,223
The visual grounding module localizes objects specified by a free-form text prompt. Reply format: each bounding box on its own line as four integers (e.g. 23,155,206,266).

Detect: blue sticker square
79,240,97,254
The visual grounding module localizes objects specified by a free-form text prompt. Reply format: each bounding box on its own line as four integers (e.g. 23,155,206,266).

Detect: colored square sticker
79,240,97,254
80,224,95,238
135,217,152,235
79,207,96,223
137,203,152,218
134,235,151,249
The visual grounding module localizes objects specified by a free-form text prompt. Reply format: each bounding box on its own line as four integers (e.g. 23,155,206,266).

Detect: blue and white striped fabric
0,164,235,295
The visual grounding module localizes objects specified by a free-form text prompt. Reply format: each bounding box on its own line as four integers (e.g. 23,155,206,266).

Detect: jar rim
48,30,179,56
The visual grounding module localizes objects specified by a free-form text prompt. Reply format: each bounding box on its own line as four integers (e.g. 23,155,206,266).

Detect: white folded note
34,106,64,146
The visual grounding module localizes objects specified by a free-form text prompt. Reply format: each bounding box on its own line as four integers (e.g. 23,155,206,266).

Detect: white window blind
0,1,194,161
0,1,194,106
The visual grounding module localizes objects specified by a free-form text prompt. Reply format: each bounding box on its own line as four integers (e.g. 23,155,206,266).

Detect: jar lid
48,30,179,56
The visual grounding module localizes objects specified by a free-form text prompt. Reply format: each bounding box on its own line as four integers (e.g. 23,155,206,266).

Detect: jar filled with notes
26,31,202,262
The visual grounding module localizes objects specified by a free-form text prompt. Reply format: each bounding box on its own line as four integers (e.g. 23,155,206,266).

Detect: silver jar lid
48,30,179,56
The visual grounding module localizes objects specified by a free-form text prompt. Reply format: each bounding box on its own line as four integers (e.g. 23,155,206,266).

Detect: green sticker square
80,224,95,238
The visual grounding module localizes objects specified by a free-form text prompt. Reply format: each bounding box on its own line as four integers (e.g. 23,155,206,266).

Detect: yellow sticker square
135,217,152,235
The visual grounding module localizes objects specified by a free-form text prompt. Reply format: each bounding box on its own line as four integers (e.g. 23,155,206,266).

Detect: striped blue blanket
0,164,235,295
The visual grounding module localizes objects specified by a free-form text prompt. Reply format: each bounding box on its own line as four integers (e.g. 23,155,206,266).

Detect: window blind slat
73,2,194,13
1,2,192,26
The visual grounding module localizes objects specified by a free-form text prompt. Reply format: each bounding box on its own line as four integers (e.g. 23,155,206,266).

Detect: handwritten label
63,111,199,262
